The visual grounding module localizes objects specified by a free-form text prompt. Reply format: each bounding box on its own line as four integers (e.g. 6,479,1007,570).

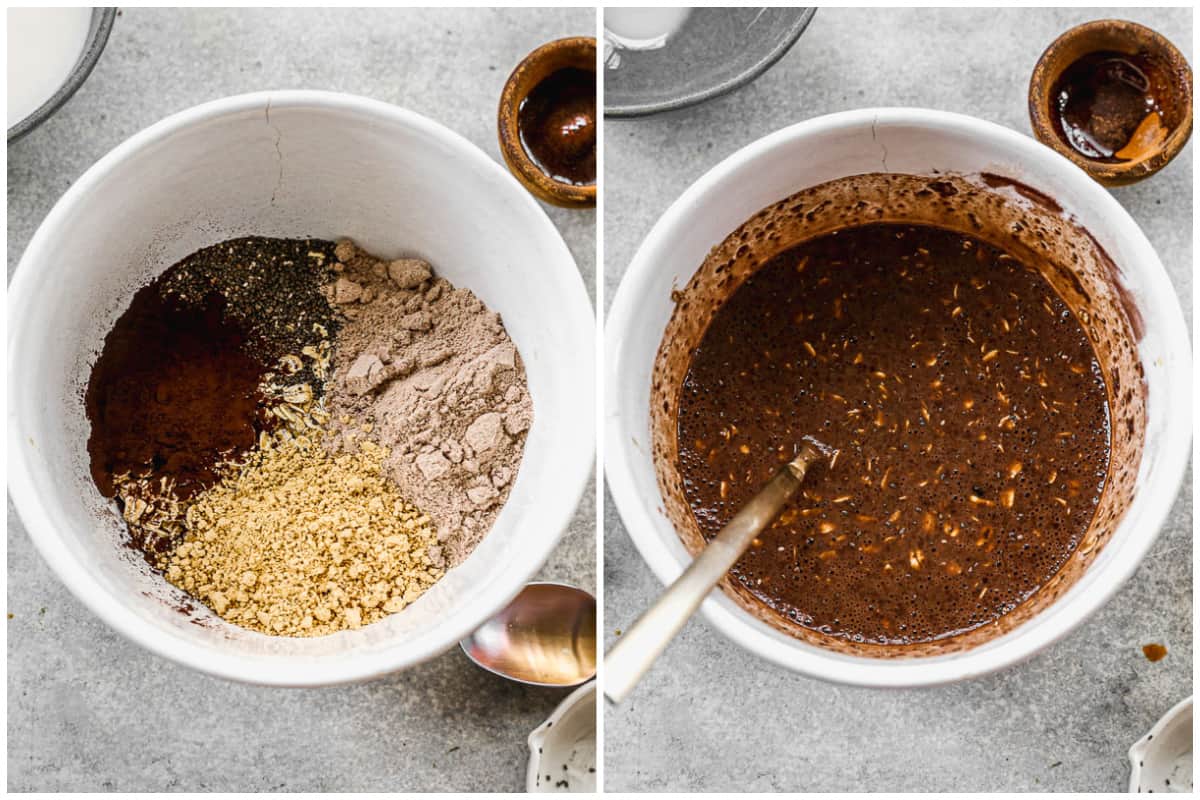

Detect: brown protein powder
322,240,534,568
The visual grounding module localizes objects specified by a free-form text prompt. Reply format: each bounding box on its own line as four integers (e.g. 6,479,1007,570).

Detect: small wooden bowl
498,37,596,208
1029,19,1192,186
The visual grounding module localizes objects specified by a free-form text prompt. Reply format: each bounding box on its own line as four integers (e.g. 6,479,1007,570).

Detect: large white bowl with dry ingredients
606,108,1191,687
8,91,594,686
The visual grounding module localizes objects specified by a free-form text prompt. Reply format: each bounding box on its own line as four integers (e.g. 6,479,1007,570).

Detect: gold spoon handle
603,442,822,704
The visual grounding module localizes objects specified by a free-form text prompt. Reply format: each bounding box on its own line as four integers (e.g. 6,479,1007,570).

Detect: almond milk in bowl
8,92,595,686
605,108,1190,687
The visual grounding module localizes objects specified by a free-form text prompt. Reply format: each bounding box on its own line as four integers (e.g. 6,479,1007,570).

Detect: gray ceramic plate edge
605,7,817,118
7,7,117,143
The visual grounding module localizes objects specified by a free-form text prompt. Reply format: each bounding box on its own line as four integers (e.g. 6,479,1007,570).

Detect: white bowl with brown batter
8,91,595,685
606,108,1190,687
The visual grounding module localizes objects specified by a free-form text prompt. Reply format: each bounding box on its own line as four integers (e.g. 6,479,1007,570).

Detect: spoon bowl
461,582,597,687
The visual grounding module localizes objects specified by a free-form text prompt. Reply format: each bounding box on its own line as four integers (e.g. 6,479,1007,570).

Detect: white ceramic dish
8,91,595,686
605,108,1191,688
1129,696,1192,793
527,681,597,793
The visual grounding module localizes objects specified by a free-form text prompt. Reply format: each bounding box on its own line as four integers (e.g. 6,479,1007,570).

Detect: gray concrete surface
7,8,595,792
604,7,1192,793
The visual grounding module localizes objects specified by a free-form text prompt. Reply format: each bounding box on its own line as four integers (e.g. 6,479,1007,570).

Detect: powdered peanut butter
164,432,441,637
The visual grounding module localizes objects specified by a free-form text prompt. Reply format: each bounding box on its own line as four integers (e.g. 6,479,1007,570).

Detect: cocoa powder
322,241,532,567
85,290,267,505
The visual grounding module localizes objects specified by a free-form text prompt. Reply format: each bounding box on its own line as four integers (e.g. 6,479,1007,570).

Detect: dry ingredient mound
87,235,528,637
164,432,442,637
322,240,533,567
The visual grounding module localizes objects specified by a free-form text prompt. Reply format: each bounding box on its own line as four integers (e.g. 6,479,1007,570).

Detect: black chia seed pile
159,236,340,396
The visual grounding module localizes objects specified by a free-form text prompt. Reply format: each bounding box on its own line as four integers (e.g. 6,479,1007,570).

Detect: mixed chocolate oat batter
676,223,1110,645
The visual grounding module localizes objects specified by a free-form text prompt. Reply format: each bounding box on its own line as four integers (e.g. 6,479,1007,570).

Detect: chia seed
159,236,340,395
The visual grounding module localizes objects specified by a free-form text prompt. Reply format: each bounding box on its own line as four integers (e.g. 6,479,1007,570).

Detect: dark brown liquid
518,67,596,186
1052,50,1172,161
676,224,1111,645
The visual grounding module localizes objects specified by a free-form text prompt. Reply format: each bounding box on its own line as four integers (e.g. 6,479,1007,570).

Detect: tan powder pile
322,240,533,567
163,432,442,637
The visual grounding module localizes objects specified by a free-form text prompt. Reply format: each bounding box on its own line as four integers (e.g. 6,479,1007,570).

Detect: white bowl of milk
7,7,115,142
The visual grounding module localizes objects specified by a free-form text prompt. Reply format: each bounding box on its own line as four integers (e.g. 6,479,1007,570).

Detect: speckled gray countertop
7,8,594,792
604,7,1191,793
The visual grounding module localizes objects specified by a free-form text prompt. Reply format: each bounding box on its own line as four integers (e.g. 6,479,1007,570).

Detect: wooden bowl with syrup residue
1029,19,1192,186
498,37,596,208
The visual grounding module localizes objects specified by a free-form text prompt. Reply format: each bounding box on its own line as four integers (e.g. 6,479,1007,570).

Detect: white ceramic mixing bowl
606,108,1191,687
8,91,595,686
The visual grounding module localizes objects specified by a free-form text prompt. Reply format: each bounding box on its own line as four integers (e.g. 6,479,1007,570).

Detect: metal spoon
461,581,597,687
604,441,824,703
